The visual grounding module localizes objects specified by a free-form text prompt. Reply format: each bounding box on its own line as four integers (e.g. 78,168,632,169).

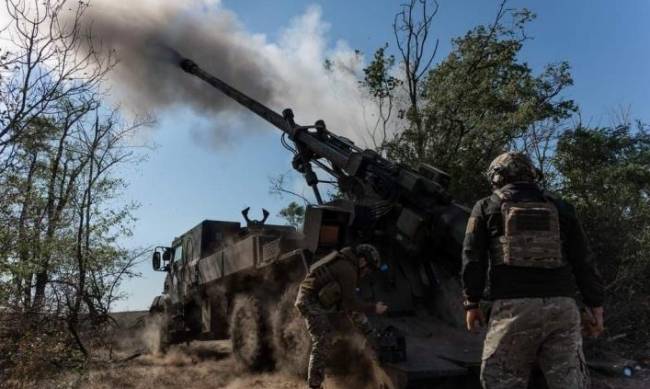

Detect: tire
271,284,311,377
229,295,270,370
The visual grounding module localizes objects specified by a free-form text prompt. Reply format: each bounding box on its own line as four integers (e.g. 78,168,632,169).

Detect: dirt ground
59,341,306,389
14,311,650,389
27,310,390,389
36,340,393,389
39,342,649,389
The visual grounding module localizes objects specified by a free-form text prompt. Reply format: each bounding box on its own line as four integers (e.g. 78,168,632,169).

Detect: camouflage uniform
462,152,604,389
481,297,589,389
295,292,335,388
295,247,376,388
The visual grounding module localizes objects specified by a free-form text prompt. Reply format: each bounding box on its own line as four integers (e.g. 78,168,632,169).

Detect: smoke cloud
81,0,381,144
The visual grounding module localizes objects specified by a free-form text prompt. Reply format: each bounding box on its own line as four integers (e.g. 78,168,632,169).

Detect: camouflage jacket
461,182,604,307
299,247,375,314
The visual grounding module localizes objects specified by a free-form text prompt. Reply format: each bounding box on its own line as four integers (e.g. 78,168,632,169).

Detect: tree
269,172,344,227
386,4,575,204
359,45,401,151
269,172,309,227
557,121,650,271
278,201,306,228
0,0,149,378
555,120,650,342
393,0,440,158
0,0,112,151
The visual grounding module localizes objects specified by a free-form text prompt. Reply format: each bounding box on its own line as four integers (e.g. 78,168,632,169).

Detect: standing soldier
295,244,389,389
462,152,605,389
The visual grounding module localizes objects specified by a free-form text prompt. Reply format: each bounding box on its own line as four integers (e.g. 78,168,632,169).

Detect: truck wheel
271,284,311,377
229,295,270,370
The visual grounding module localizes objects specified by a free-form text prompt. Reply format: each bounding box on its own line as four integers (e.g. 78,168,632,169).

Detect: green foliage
555,122,650,344
385,8,575,203
278,201,305,228
0,1,146,377
358,45,402,150
360,45,401,99
556,123,650,284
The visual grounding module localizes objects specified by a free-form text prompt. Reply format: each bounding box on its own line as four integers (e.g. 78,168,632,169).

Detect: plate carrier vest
489,189,565,269
308,247,356,307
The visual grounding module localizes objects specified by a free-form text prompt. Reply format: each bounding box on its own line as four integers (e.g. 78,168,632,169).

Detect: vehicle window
173,245,183,262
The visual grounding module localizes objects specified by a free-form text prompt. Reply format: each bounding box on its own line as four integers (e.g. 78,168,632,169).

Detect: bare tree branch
269,172,311,205
393,0,439,159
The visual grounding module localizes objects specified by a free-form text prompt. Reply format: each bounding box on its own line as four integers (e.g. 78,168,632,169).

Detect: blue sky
113,0,650,311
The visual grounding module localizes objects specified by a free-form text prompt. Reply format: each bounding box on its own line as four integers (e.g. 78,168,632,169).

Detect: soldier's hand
465,308,485,332
587,306,605,337
375,302,388,315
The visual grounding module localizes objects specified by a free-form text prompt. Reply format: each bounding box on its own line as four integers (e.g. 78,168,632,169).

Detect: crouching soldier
295,244,389,389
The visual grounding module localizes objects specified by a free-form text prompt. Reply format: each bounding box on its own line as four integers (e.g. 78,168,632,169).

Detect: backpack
489,189,565,269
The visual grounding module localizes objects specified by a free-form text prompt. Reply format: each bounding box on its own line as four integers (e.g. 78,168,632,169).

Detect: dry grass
9,310,390,389
5,310,647,389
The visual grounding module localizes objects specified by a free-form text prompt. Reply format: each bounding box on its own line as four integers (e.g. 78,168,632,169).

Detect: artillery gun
148,57,482,387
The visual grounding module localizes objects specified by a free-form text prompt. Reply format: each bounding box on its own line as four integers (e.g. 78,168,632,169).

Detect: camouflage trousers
295,289,372,388
481,297,589,389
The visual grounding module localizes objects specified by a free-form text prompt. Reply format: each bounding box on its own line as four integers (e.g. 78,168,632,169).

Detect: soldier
461,152,605,389
295,244,389,389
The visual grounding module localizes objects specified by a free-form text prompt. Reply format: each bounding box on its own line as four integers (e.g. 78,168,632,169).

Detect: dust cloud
142,312,164,355
326,333,396,389
30,307,396,388
131,295,392,389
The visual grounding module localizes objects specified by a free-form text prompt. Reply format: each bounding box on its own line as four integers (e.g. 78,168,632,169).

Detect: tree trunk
15,152,38,309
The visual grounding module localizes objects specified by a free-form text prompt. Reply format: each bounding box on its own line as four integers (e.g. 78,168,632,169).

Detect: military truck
150,210,304,367
148,56,483,388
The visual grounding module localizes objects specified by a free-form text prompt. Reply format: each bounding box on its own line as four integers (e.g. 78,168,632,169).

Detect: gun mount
147,56,481,388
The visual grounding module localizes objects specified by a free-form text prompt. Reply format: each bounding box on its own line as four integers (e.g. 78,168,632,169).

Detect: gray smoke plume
78,0,384,144
82,0,274,117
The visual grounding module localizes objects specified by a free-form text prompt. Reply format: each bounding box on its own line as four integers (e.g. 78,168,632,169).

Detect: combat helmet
355,244,382,270
486,152,539,188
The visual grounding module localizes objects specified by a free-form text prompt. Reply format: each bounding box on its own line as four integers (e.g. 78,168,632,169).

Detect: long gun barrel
181,60,291,134
181,59,351,169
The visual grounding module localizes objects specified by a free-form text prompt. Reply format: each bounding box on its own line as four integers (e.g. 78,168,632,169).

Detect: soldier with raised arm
295,244,388,389
461,152,605,389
